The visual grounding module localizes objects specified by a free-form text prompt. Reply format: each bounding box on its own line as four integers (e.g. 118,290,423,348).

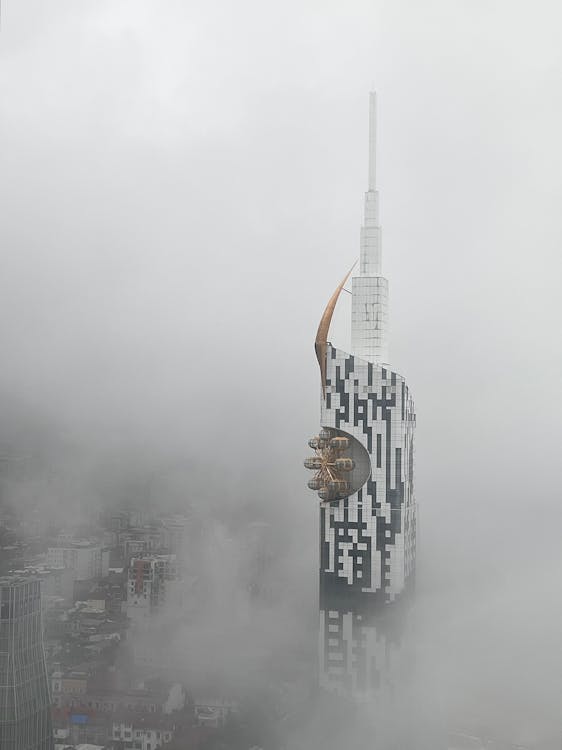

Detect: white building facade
112,718,174,750
124,555,177,629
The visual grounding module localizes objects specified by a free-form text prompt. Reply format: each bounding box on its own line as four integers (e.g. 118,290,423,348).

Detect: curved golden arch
314,262,356,395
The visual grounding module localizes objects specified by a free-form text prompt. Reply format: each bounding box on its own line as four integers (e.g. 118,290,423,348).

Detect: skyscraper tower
305,93,416,701
0,576,54,749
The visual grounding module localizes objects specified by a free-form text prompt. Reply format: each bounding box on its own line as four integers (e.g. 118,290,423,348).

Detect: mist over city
0,2,561,749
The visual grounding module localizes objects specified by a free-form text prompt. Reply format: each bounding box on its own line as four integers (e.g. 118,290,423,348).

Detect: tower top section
359,90,381,272
351,92,389,364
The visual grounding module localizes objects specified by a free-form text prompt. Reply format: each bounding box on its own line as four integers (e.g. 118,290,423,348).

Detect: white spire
360,91,381,274
368,91,377,191
351,92,389,365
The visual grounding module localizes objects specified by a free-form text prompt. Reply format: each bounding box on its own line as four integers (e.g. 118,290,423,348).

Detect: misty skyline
1,1,562,746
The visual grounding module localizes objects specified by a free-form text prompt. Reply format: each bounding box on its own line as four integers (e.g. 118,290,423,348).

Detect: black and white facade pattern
318,345,416,699
314,94,417,702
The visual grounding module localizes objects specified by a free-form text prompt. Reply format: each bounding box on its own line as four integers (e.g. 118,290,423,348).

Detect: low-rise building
112,713,175,750
193,697,238,729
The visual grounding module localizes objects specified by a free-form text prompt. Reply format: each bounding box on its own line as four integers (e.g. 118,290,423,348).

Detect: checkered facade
319,343,416,700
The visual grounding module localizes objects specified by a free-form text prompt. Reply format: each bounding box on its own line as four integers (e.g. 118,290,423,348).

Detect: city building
160,515,190,567
11,564,76,607
305,93,416,701
47,541,109,582
111,713,175,750
118,527,162,564
125,555,177,628
193,696,238,728
0,575,54,749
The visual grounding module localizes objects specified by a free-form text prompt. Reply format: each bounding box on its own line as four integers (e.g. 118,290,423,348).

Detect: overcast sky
1,1,562,744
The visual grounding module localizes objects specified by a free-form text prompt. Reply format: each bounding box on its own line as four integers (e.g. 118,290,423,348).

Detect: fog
1,1,562,748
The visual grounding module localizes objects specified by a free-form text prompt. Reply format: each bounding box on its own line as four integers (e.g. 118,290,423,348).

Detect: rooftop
113,711,176,731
